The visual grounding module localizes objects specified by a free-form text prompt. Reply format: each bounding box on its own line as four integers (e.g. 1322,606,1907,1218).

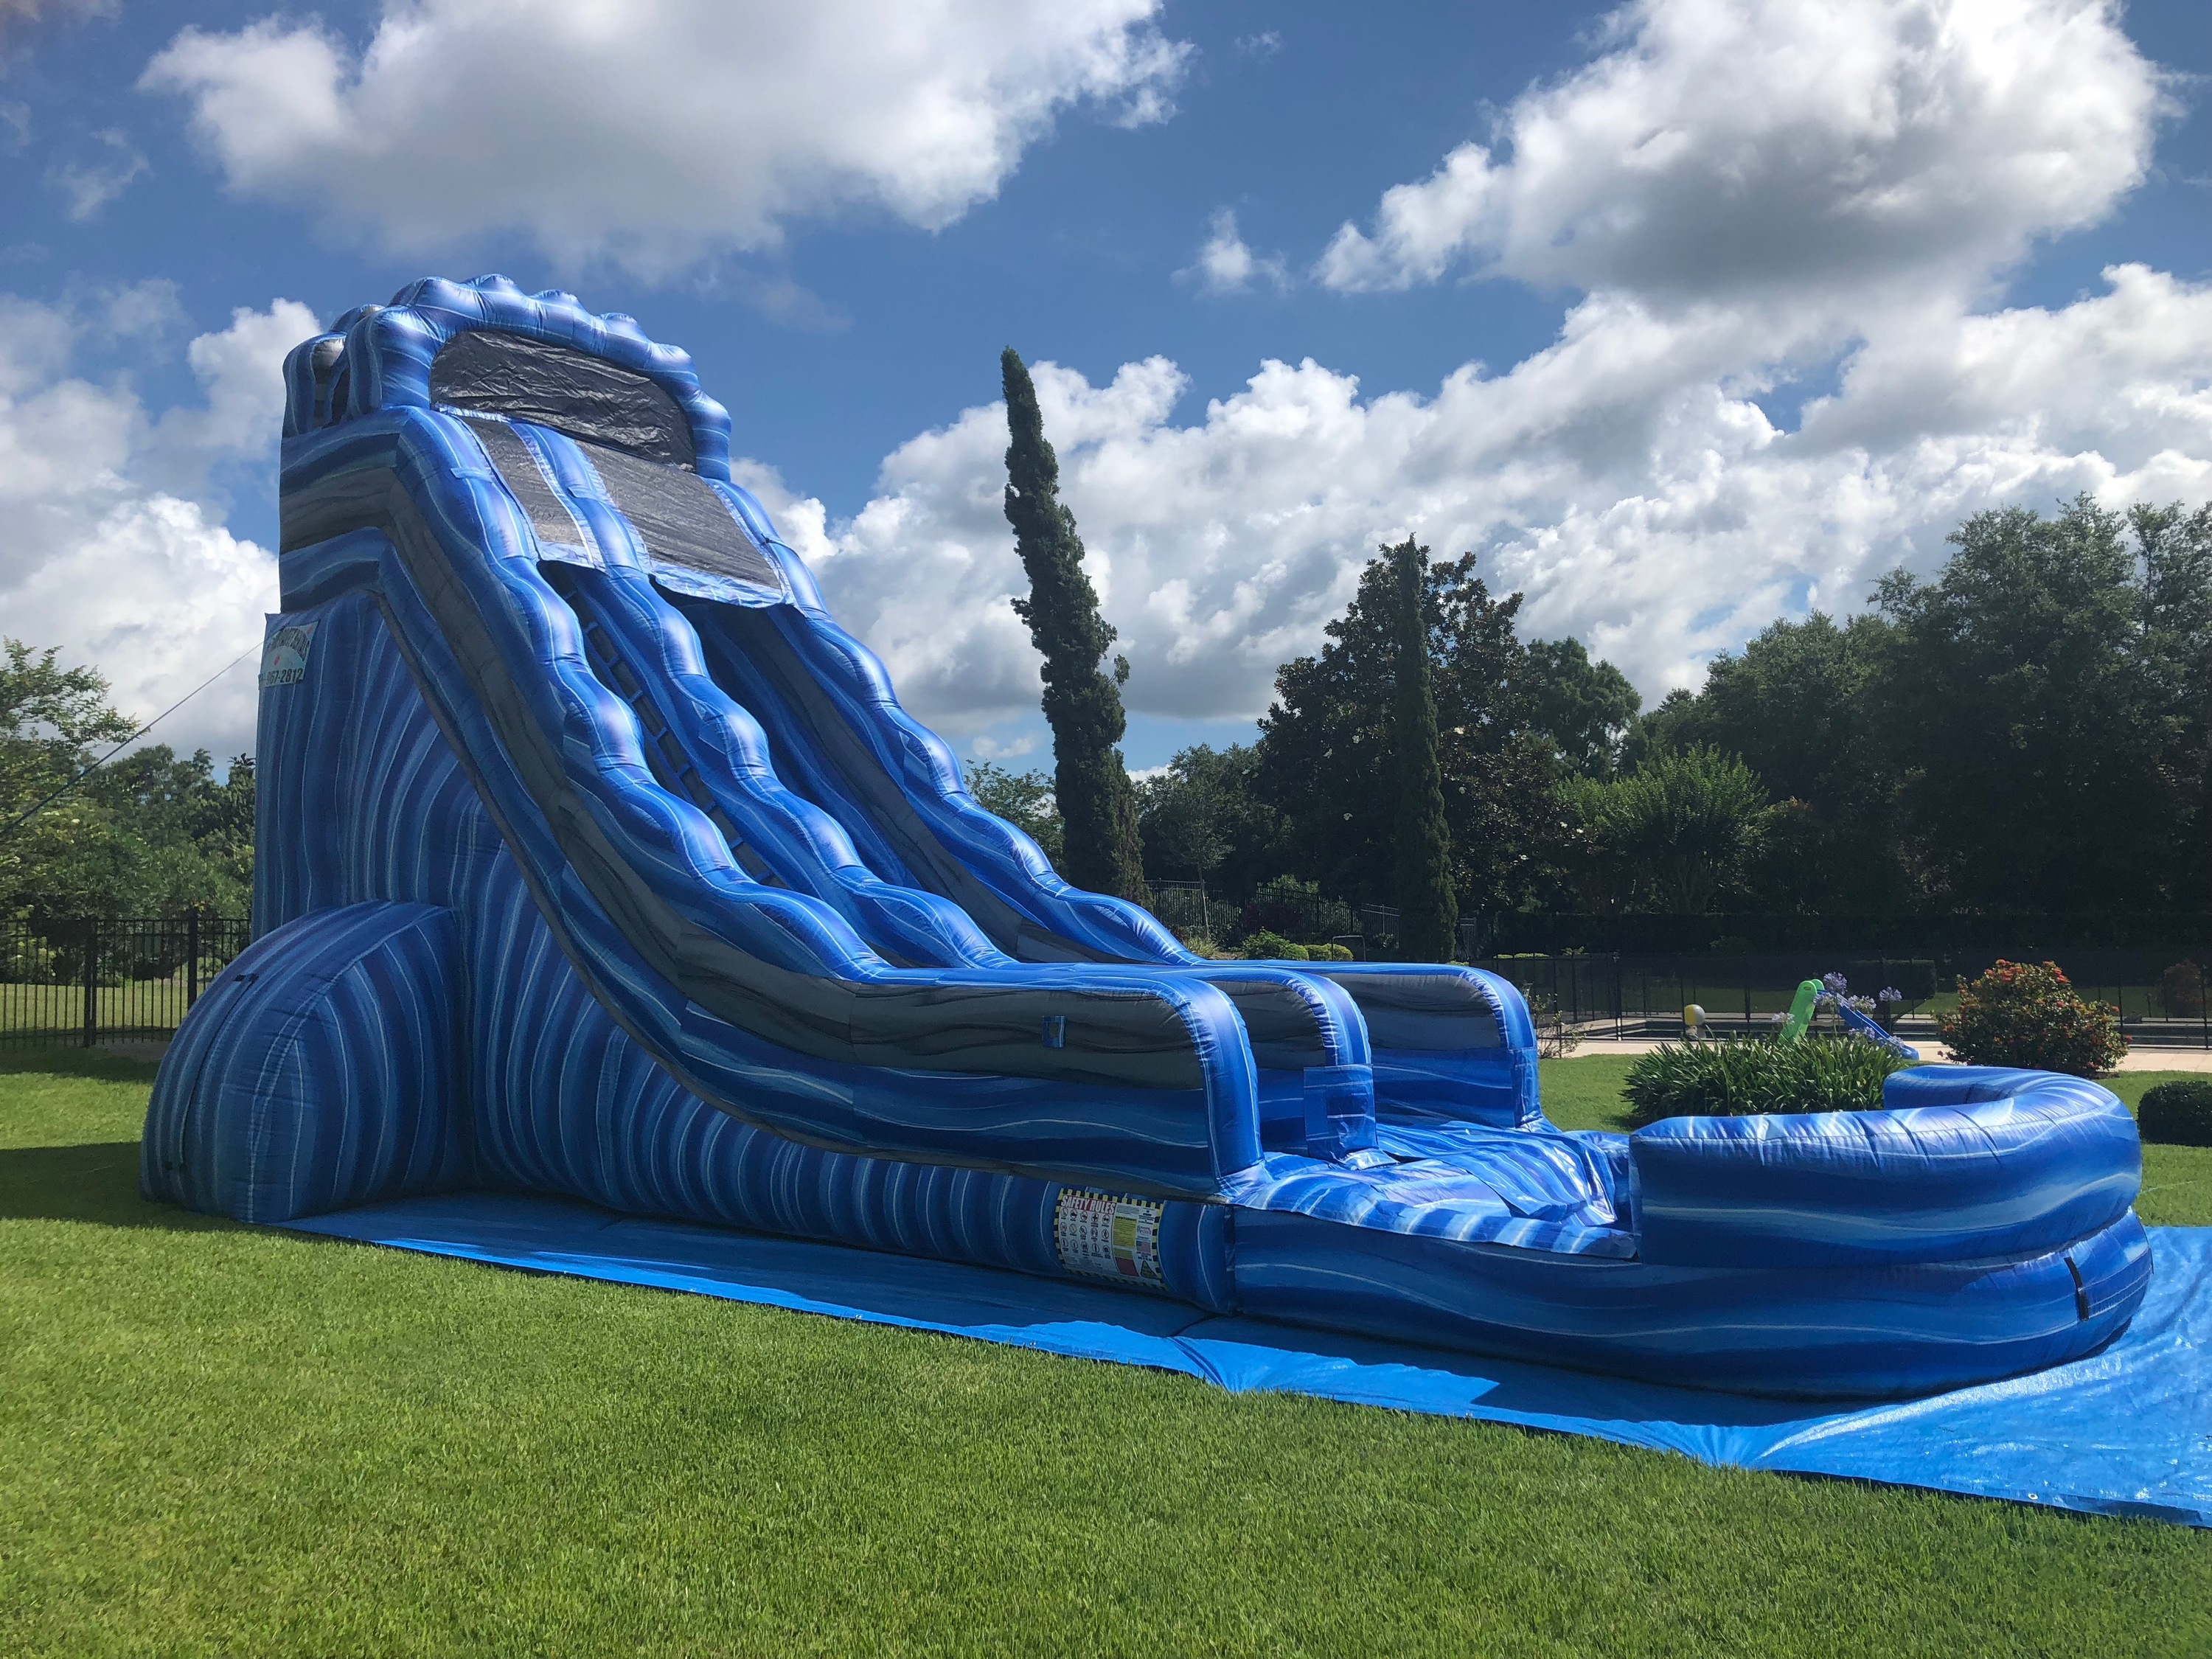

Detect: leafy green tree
1135,744,1282,900
0,640,252,916
1655,613,1918,914
1135,755,1230,888
1,639,135,810
2133,501,2212,911
85,747,256,914
1620,686,1700,771
1258,549,1562,917
1001,349,1147,903
1391,539,1458,959
1568,745,1770,913
3,641,136,914
962,759,1063,869
1872,496,2197,912
1523,637,1640,778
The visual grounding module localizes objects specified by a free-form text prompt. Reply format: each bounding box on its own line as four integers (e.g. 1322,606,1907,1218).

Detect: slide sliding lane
276,405,1268,1200
557,544,1384,1160
428,418,1383,1160
543,559,1008,972
667,580,1542,1127
674,590,1184,966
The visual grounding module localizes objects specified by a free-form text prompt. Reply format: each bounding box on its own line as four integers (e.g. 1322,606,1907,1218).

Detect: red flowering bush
1936,960,2127,1077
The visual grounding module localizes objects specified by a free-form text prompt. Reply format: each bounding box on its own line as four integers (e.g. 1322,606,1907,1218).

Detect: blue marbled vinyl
145,276,2151,1398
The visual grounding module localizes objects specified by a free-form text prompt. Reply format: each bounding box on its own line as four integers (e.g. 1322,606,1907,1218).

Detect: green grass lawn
4,1048,2208,1657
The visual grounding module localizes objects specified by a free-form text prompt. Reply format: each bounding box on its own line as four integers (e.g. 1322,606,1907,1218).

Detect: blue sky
1,0,2208,771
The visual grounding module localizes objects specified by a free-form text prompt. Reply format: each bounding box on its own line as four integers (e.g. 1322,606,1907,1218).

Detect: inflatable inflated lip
143,277,2152,1399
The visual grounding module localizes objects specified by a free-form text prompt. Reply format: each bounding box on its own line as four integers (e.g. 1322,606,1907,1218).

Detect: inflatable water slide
144,278,2151,1397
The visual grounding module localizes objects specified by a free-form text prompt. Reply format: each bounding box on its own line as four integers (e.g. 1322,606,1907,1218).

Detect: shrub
1622,1036,1915,1127
1,928,60,984
2160,960,2205,1019
1171,930,1235,961
1524,990,1582,1060
1935,960,2127,1077
2138,1080,2212,1147
1237,930,1309,961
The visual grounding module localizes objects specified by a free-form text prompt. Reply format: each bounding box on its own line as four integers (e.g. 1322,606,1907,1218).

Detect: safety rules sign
1053,1189,1166,1289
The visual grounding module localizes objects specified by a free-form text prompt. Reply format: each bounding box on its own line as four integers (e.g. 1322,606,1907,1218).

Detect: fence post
187,911,200,1010
81,918,98,1049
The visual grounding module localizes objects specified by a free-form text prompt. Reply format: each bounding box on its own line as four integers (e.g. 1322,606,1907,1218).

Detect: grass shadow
0,1045,225,1233
0,1042,163,1084
0,1139,232,1231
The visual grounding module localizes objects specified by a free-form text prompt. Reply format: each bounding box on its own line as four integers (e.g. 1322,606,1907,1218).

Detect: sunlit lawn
2,1046,2207,1657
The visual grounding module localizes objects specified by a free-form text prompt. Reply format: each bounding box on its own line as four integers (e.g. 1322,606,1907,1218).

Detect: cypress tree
1391,538,1459,959
1001,348,1149,902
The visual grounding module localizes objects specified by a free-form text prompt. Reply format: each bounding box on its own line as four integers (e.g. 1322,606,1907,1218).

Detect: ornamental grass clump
1935,959,2126,1077
1622,1036,1914,1128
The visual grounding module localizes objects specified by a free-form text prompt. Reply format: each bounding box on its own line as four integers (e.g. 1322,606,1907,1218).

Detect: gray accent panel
461,416,589,553
1313,969,1506,1051
579,439,781,590
1204,977,1332,1071
282,466,1203,1093
430,330,694,467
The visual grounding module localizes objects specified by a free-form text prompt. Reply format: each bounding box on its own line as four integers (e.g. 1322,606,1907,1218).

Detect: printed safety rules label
1053,1189,1166,1290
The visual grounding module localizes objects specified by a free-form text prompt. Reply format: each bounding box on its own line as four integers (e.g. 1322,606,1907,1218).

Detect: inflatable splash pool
143,278,2150,1398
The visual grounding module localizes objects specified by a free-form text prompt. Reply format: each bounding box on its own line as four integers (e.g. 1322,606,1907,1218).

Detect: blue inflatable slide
144,277,2152,1400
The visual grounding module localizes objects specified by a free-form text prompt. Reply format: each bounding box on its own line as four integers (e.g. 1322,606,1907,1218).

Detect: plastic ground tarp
282,1194,2212,1528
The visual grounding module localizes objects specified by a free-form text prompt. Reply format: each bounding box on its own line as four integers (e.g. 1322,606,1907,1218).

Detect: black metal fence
1475,911,2212,956
1475,948,2212,1048
1,915,251,1048
1151,880,1398,952
16,909,2197,1055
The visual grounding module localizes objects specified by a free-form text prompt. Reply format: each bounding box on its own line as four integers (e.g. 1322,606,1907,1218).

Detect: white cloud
144,0,1190,277
770,0,2205,744
46,130,149,221
785,260,2212,734
1316,0,2164,309
0,292,309,760
1179,209,1286,296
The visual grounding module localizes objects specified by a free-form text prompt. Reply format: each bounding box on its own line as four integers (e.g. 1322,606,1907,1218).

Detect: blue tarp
283,1193,2212,1528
